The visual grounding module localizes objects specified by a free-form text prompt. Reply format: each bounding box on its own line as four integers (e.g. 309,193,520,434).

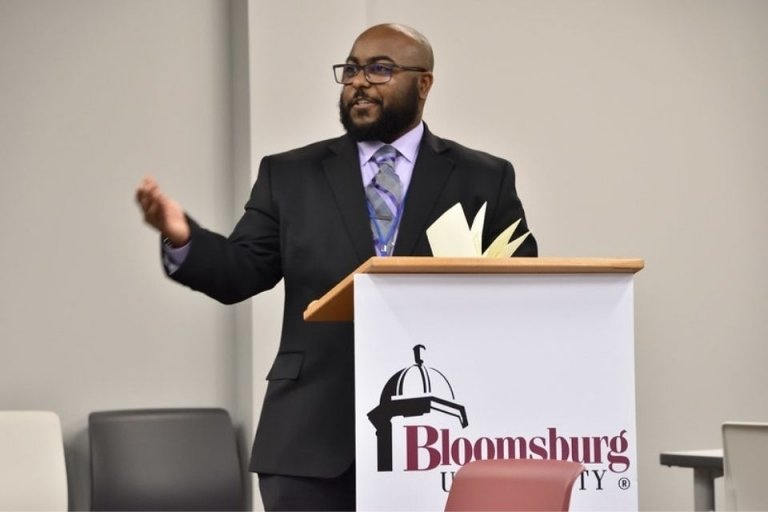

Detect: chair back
0,411,68,511
444,458,584,512
89,408,243,511
722,421,768,511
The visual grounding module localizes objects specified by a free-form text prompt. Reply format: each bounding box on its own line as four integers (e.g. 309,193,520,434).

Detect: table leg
692,468,720,511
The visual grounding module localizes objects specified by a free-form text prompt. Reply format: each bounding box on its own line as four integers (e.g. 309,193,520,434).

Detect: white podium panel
354,273,638,511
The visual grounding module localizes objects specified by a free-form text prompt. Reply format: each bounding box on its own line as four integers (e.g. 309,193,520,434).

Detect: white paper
426,202,529,257
425,203,477,257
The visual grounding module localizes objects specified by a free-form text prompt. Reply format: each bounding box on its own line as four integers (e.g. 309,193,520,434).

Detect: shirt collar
357,122,424,166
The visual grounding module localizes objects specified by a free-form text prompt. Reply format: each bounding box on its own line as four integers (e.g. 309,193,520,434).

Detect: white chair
722,421,768,511
0,411,68,511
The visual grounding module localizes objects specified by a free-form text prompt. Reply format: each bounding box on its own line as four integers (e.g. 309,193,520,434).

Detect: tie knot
373,145,398,167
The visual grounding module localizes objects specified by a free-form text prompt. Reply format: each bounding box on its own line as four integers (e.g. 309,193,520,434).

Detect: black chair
89,408,243,511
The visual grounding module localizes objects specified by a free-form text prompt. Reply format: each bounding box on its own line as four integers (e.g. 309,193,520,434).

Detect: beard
339,81,421,143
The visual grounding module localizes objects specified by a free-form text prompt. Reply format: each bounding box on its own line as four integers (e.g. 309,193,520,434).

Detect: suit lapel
321,128,454,260
322,136,376,262
394,129,454,256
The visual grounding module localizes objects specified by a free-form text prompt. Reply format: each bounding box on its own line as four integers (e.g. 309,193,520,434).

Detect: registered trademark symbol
618,477,631,490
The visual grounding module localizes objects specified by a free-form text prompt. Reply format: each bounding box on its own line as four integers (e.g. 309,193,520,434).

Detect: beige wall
248,1,768,510
0,1,246,510
0,0,765,511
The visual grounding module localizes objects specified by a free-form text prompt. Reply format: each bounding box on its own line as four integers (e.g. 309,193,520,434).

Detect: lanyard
367,193,406,256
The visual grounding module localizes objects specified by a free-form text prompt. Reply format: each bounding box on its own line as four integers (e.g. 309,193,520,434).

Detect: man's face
339,75,420,143
338,28,432,142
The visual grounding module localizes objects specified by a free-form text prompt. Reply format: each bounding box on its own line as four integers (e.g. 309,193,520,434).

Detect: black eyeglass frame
332,62,429,84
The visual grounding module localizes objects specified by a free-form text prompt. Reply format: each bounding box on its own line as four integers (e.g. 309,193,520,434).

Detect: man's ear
418,72,434,100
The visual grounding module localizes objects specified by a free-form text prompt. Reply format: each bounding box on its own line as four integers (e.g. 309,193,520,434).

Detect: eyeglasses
332,62,428,84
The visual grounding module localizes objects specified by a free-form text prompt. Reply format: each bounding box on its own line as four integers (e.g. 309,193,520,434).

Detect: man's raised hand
135,176,190,247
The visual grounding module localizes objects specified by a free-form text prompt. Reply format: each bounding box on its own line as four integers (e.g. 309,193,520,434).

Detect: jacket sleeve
485,160,538,257
168,157,284,304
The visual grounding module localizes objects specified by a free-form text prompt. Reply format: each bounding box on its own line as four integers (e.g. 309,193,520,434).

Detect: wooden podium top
303,257,643,322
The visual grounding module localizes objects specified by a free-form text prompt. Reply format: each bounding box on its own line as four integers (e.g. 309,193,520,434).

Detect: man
136,23,537,511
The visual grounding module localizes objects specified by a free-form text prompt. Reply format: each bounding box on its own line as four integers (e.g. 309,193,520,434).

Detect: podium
305,257,644,511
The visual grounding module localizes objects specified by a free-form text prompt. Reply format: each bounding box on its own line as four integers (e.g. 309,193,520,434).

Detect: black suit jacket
170,126,537,478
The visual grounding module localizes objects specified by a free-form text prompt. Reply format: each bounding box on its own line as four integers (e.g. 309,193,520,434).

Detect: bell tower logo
368,344,469,472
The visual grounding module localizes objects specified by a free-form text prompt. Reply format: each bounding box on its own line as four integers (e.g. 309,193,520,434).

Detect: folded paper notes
426,202,530,257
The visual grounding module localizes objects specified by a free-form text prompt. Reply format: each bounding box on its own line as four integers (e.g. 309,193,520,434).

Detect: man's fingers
140,175,157,190
137,190,158,216
135,176,189,243
136,177,166,213
136,176,168,231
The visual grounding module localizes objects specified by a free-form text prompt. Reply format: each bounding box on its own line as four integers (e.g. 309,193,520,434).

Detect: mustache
349,91,381,105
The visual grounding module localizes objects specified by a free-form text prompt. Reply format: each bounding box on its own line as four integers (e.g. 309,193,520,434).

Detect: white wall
1,1,765,511
0,1,245,510
247,1,768,510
